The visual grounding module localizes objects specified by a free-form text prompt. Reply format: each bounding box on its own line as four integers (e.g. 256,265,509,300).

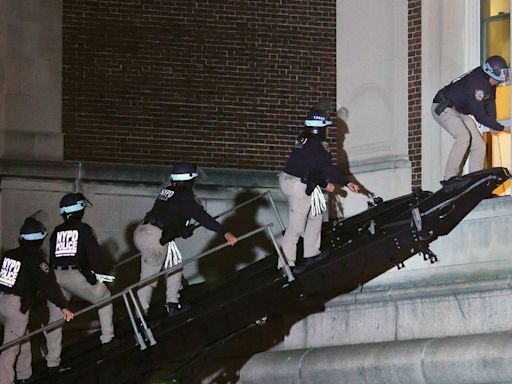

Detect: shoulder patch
158,188,175,201
39,261,50,274
474,89,485,101
321,141,331,153
294,137,308,149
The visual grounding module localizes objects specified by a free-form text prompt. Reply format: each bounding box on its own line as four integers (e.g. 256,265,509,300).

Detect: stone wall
0,0,63,159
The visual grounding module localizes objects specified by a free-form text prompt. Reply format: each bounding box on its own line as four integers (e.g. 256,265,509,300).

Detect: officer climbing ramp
4,167,510,384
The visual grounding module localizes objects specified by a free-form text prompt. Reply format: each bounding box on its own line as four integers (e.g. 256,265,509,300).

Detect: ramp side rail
0,222,292,353
115,190,285,268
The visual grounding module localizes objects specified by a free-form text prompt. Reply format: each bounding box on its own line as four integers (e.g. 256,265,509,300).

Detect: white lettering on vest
158,189,174,201
55,230,79,258
0,257,22,288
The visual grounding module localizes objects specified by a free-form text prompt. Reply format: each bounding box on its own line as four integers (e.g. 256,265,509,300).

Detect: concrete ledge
0,155,411,188
240,332,512,384
333,274,512,306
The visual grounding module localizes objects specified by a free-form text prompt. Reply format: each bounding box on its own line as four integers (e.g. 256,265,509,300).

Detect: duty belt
141,217,164,230
54,265,80,271
284,171,303,180
433,89,453,115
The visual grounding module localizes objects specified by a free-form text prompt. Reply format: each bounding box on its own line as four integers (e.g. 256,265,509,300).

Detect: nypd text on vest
55,230,79,257
0,257,21,287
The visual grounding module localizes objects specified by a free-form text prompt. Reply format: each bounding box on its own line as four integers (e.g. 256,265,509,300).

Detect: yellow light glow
490,0,510,16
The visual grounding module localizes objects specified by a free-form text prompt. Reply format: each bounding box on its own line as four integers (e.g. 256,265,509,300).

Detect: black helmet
169,163,198,182
19,217,47,241
59,193,91,215
482,55,509,81
304,107,333,133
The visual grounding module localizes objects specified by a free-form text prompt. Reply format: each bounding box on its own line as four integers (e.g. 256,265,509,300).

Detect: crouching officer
0,216,73,384
45,193,115,372
432,55,511,181
279,105,359,271
134,163,238,316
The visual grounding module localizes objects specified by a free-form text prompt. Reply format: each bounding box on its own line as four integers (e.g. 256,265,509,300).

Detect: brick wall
62,0,337,170
408,0,422,187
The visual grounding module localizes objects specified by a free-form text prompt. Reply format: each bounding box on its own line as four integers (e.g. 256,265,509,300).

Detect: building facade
1,1,512,383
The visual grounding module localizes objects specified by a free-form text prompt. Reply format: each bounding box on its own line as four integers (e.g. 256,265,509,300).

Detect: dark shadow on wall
110,220,142,294
197,190,275,286
329,106,374,219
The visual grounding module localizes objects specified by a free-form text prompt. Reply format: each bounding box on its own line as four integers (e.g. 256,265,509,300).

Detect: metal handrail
115,190,285,268
0,222,292,353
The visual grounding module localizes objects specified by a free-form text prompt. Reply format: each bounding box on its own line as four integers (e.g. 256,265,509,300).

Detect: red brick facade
408,0,422,187
62,0,337,170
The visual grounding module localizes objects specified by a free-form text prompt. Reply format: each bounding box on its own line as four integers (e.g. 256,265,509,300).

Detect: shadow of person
109,220,142,293
329,107,374,219
196,190,275,286
99,238,118,272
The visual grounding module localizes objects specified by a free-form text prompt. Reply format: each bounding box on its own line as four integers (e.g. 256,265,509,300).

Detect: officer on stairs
0,215,73,384
279,104,359,273
45,193,115,373
432,55,511,181
134,163,237,317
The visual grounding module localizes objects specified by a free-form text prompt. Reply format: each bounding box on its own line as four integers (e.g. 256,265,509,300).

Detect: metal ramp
19,167,510,384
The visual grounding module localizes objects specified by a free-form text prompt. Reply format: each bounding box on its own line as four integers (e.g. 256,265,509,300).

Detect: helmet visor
170,172,198,181
498,67,510,82
304,119,333,128
59,195,93,214
20,232,47,241
483,61,510,82
19,214,48,240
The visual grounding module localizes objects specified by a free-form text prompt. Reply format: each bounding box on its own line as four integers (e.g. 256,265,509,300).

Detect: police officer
0,216,73,384
134,163,237,316
432,55,511,181
45,193,115,372
279,105,359,271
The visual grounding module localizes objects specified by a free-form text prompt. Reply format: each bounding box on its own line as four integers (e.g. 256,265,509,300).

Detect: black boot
165,302,190,317
48,365,71,375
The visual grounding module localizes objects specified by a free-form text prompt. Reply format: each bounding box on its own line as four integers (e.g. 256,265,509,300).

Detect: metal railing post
128,289,156,346
122,292,147,350
266,226,294,282
265,191,286,232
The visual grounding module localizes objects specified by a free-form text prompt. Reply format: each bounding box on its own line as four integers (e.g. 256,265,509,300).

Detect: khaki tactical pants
134,223,183,313
279,173,322,267
432,103,486,180
46,270,114,368
0,294,31,384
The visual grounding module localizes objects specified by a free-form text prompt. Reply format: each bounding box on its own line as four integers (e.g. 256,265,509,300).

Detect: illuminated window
482,0,510,60
481,0,510,195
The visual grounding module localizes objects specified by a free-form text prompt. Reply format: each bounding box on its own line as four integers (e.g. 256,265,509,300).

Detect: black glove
81,269,97,285
159,227,177,245
180,224,195,239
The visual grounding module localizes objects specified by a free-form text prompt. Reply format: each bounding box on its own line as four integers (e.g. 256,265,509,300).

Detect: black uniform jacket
434,67,504,131
49,218,109,280
0,245,68,313
284,135,349,186
144,186,224,243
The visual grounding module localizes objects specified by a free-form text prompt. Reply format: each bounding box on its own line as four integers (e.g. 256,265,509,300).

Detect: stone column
0,0,63,160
